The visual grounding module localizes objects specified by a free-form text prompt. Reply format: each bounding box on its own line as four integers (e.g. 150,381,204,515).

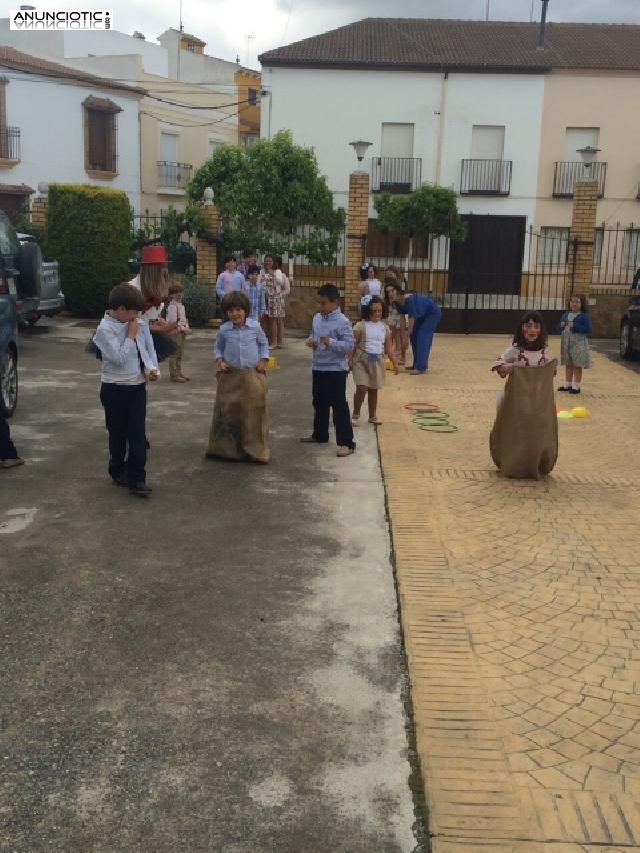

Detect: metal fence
365,222,639,333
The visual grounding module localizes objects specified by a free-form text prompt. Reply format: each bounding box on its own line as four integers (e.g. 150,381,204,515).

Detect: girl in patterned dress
260,254,289,349
557,294,592,395
492,312,553,407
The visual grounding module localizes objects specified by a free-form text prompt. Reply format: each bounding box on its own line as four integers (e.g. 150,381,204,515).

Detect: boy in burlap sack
206,291,270,463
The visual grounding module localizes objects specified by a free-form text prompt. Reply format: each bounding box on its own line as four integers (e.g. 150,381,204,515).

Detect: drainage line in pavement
374,428,431,853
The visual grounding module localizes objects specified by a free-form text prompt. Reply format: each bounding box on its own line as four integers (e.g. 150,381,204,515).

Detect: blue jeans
410,314,441,371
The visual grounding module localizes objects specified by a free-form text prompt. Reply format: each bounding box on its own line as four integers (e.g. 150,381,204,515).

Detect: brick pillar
568,180,598,297
30,196,48,229
196,203,221,300
344,171,369,318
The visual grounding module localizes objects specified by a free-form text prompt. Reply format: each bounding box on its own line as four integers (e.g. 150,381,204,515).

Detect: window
564,127,599,161
381,123,414,158
83,96,120,174
471,125,505,160
248,87,257,106
240,133,259,148
623,229,640,268
537,227,569,265
187,42,196,52
208,139,223,158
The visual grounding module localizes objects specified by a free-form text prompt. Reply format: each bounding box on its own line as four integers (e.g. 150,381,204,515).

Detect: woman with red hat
130,245,178,360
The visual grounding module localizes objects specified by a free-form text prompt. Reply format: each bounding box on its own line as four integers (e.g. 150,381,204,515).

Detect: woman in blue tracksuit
385,283,442,374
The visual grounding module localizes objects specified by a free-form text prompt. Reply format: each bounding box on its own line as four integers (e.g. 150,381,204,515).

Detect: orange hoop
404,402,440,413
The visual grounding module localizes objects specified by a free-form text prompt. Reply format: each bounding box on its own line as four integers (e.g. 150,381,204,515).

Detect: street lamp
349,140,372,164
577,145,600,179
203,186,214,206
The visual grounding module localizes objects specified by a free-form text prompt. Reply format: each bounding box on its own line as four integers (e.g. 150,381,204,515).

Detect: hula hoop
404,402,440,413
417,423,459,433
412,413,450,424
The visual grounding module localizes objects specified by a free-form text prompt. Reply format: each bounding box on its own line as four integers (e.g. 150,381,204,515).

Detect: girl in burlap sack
490,312,558,479
349,295,399,426
206,291,270,464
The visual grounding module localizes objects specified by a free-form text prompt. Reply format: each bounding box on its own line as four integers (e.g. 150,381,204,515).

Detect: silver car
16,233,64,325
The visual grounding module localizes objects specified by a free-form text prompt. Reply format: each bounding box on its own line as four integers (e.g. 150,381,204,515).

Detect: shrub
183,278,216,327
47,184,131,316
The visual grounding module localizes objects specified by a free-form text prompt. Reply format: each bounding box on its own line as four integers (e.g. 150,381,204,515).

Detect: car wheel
0,348,18,418
27,315,40,325
620,322,634,360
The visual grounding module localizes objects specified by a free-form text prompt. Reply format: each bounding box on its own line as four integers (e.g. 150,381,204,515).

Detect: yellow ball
570,406,590,418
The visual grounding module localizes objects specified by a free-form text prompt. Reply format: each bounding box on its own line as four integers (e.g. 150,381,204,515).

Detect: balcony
157,161,192,190
0,126,20,161
371,157,421,194
460,159,512,196
553,161,607,198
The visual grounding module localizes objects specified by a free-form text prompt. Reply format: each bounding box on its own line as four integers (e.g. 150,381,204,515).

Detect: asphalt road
0,318,422,853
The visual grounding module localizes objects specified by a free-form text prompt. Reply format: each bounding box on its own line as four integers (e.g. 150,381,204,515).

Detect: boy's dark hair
108,283,145,311
513,311,548,350
246,264,261,276
243,248,255,258
223,255,235,265
569,293,589,313
317,284,340,302
168,282,184,296
361,295,387,320
221,290,251,314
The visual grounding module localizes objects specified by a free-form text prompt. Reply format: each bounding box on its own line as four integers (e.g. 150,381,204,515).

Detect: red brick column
568,180,598,297
196,203,221,300
30,197,48,229
344,171,369,318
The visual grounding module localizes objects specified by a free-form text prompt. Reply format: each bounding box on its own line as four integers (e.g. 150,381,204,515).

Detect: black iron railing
0,126,20,160
371,157,421,194
157,161,193,189
553,161,607,198
460,159,512,195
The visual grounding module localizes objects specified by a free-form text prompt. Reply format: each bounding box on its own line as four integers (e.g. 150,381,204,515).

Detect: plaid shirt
243,281,267,321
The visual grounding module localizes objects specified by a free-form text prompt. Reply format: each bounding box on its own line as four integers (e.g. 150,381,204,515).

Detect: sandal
368,417,382,425
351,414,360,426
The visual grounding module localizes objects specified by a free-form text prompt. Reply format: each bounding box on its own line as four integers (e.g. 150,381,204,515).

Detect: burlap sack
490,359,558,479
206,368,270,463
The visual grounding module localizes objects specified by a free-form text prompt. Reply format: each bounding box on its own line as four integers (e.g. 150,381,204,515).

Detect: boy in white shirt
93,283,159,497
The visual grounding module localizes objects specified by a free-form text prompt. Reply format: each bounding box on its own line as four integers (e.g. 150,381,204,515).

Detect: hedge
46,184,131,316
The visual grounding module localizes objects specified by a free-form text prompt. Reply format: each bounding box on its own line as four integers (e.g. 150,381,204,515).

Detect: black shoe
129,481,152,497
569,388,581,394
111,474,127,487
557,385,570,392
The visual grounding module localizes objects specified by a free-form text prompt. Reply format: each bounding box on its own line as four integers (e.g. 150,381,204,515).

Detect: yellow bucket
267,355,279,370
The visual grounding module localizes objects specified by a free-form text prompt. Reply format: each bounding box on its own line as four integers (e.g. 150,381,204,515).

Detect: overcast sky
23,0,640,67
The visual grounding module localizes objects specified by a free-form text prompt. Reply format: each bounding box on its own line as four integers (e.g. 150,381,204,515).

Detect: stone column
196,203,221,300
344,171,370,317
568,180,598,297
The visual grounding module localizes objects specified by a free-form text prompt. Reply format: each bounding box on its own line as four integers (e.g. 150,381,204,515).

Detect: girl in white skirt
557,294,592,395
349,295,399,426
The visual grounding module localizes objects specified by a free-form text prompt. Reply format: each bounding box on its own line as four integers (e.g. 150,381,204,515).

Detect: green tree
188,131,345,264
374,183,466,273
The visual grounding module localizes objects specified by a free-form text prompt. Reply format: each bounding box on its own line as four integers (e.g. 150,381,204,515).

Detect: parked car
16,232,64,324
619,296,640,359
0,249,19,418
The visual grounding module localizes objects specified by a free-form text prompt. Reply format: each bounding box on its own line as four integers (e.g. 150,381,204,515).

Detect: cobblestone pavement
377,335,640,853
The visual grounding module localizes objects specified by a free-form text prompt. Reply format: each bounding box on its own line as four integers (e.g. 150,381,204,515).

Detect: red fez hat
141,245,168,265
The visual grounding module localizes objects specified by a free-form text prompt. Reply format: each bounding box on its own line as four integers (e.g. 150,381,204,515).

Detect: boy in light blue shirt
206,291,270,463
301,284,355,457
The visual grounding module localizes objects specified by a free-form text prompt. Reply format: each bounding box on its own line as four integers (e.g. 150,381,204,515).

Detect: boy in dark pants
301,284,356,457
94,284,160,497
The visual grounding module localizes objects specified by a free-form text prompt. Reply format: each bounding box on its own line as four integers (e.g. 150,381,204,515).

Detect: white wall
5,72,140,210
261,66,545,223
0,21,64,59
63,30,168,77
